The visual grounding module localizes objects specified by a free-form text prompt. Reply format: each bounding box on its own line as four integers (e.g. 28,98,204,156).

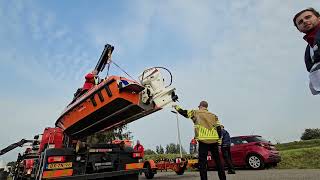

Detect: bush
144,149,156,155
165,143,186,154
144,154,195,162
301,128,320,140
156,145,165,154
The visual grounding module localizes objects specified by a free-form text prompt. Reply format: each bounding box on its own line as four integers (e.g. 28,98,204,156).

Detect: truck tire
175,164,186,175
144,163,155,179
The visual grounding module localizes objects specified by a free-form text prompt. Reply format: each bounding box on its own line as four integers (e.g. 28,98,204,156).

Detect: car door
230,137,247,166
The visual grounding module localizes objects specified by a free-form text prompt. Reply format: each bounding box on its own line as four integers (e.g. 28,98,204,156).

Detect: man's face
296,11,320,33
92,70,98,75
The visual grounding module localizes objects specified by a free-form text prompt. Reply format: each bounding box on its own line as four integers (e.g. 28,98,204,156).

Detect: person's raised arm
173,105,194,119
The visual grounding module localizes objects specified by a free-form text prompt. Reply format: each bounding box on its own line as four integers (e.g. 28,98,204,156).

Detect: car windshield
245,136,269,143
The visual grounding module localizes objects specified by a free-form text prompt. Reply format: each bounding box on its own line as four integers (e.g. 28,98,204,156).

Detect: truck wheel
246,154,265,169
175,165,186,175
144,163,155,179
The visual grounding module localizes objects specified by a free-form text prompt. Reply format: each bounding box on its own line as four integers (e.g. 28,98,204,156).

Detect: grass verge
276,146,320,169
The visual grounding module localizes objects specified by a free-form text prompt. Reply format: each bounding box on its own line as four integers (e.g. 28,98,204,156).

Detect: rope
110,60,138,82
106,60,173,88
106,62,111,78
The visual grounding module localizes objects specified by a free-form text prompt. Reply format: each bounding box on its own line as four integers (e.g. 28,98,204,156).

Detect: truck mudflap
125,162,144,170
48,169,145,179
42,169,73,179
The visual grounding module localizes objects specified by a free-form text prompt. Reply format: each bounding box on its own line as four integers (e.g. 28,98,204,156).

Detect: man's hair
293,8,320,28
198,101,208,108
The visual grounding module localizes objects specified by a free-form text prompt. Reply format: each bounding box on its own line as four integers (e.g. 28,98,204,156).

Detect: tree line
144,143,186,155
301,128,320,140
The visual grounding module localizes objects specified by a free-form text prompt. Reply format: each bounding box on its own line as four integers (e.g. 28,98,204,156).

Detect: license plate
188,159,198,164
47,162,72,170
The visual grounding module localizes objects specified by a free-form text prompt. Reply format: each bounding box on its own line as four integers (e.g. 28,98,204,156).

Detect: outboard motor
139,67,178,108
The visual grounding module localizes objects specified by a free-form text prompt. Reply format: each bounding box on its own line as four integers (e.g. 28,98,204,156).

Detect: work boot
227,170,236,174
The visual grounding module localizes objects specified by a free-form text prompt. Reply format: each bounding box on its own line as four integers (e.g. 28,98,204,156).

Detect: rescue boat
55,44,178,139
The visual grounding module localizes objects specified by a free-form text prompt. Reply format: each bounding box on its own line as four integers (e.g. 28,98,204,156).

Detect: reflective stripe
217,139,222,145
187,110,194,118
125,162,144,170
42,169,73,178
174,105,194,118
94,77,99,85
194,125,219,140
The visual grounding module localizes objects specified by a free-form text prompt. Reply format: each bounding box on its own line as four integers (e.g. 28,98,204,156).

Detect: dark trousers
198,141,226,180
221,146,235,172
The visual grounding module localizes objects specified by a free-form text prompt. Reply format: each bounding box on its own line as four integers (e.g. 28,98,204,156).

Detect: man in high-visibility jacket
173,101,226,180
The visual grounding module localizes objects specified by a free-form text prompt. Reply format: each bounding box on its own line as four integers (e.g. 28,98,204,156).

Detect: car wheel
246,154,265,169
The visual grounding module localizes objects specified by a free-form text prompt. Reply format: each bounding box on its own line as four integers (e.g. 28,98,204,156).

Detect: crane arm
0,139,33,156
94,44,114,75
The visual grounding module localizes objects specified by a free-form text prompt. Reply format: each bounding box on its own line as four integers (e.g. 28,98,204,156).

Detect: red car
207,135,281,169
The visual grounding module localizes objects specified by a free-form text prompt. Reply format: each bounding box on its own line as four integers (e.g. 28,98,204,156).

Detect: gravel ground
139,169,320,180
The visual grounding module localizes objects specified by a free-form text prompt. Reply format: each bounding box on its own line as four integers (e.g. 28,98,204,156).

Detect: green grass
276,146,320,169
144,153,195,162
275,139,320,151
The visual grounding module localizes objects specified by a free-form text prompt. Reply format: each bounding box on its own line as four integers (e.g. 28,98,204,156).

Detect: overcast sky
0,0,319,162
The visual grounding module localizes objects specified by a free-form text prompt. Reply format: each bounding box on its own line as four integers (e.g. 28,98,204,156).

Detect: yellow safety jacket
175,106,221,144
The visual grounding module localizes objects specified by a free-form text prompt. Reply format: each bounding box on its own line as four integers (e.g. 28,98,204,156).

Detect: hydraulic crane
9,43,178,180
0,139,33,157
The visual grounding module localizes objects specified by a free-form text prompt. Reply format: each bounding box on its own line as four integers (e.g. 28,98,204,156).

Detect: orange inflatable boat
55,44,178,139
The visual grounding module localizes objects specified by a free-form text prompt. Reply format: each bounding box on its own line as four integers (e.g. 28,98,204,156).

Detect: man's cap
85,73,95,79
198,101,208,108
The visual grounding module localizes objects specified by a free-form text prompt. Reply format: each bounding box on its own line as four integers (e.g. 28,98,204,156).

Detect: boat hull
56,76,157,139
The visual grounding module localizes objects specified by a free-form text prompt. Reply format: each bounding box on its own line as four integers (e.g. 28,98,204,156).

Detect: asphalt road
139,169,320,180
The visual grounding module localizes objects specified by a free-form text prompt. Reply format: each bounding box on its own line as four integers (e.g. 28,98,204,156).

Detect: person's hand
172,104,178,109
